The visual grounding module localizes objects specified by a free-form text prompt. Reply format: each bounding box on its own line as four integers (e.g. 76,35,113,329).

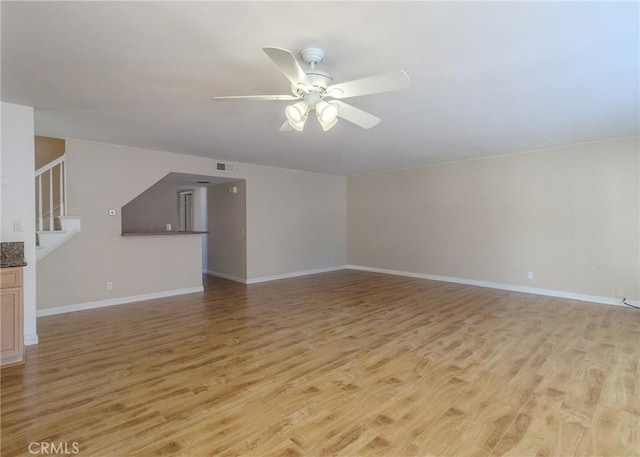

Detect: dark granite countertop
1,258,27,268
122,231,208,236
1,242,27,268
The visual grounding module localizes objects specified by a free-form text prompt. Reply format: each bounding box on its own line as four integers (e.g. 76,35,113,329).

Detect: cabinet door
1,268,22,288
1,287,24,364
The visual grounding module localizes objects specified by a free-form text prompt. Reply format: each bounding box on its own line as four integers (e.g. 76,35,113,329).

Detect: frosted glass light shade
316,101,338,123
285,101,309,123
287,116,307,132
319,118,337,131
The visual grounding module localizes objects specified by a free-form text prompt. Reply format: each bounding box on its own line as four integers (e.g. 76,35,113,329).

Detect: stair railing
35,154,67,232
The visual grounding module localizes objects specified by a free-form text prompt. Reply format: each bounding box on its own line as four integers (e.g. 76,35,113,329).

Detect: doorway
178,191,193,232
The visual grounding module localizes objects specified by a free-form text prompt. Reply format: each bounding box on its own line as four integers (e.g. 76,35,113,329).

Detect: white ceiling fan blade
333,100,381,129
263,47,312,90
326,70,410,99
213,94,299,101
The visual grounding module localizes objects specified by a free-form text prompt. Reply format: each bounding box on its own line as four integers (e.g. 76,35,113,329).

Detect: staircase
35,154,82,262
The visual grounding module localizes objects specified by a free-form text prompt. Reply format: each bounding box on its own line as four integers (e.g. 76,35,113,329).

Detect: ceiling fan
214,47,410,132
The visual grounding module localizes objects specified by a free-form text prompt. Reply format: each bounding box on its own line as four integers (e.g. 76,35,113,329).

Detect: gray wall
121,179,179,233
207,182,247,281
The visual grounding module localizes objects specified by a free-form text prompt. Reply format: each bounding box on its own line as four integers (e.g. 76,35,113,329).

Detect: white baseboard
35,267,636,318
246,265,348,284
206,270,247,284
24,333,39,346
36,286,205,317
347,265,630,308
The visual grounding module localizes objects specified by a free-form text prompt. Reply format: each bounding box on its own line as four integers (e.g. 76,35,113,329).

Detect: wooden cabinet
1,267,24,366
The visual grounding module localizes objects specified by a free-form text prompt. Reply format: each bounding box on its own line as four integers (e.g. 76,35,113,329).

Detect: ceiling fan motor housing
287,48,334,97
291,70,334,97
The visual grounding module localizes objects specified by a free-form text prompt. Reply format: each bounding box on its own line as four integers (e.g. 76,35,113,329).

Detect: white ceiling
2,1,638,176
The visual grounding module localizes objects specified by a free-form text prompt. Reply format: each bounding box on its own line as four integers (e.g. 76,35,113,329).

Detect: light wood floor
2,271,639,457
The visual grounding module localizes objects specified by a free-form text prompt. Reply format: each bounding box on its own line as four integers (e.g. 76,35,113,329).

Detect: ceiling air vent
216,162,234,172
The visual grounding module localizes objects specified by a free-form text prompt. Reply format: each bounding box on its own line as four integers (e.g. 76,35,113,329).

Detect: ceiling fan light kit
316,101,339,123
214,46,409,132
287,114,308,132
285,101,308,123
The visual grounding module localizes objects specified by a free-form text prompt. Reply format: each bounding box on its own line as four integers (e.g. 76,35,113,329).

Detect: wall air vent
216,162,234,172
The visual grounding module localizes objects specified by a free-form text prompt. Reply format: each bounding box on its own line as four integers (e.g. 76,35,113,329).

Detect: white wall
348,137,640,302
36,139,347,310
1,102,37,344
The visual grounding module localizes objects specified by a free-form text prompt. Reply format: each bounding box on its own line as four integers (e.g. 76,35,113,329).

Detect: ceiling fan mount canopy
299,47,325,66
213,46,410,132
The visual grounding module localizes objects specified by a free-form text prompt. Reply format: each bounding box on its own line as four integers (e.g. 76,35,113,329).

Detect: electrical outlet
166,223,172,231
615,289,624,299
13,220,24,232
106,281,113,291
527,271,534,280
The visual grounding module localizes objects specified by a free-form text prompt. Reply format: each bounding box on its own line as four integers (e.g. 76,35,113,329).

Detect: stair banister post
59,161,65,217
48,168,53,231
63,155,68,217
38,174,43,232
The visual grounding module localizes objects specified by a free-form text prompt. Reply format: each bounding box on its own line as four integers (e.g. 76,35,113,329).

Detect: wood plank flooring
1,270,639,456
